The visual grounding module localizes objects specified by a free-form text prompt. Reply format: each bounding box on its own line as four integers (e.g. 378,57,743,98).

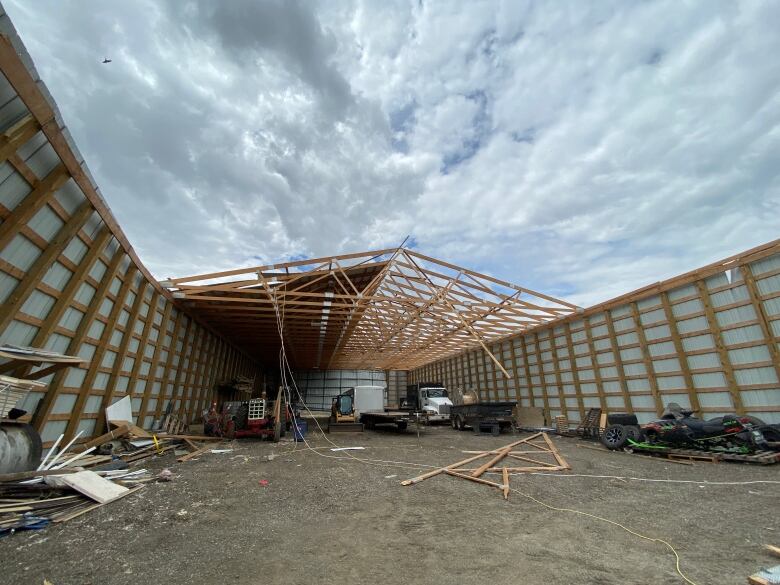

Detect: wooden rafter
166,249,579,370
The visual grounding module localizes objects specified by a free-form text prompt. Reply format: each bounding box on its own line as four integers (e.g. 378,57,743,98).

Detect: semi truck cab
403,382,452,423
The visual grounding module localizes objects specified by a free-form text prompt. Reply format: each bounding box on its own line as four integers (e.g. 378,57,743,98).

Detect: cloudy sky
4,1,779,307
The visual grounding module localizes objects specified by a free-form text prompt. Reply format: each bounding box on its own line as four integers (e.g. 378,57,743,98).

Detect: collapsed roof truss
165,248,580,371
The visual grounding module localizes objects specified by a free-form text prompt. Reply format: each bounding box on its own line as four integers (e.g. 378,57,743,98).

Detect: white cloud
4,0,779,307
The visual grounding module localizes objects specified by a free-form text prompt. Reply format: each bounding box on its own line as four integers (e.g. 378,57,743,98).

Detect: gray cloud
4,0,779,306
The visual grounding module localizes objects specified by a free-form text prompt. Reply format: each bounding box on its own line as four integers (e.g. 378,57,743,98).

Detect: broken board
44,470,129,504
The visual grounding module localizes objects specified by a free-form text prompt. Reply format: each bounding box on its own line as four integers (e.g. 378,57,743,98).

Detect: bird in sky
102,57,112,64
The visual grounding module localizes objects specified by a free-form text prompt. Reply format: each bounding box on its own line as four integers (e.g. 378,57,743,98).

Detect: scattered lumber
177,445,213,462
401,433,570,500
765,545,780,558
108,420,150,438
73,424,130,453
44,470,129,504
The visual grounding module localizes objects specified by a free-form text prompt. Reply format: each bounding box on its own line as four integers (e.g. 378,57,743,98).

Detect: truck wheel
397,421,407,431
600,424,629,450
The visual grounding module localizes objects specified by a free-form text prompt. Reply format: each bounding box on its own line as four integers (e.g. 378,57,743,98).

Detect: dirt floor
1,423,779,585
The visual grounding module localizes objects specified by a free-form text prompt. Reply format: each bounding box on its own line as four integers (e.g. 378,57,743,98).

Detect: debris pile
0,421,227,536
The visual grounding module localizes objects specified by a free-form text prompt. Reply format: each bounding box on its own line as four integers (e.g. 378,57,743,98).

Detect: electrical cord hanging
266,272,701,585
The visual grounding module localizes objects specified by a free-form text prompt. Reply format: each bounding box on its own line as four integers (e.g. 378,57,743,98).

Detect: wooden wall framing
412,240,780,424
0,28,260,447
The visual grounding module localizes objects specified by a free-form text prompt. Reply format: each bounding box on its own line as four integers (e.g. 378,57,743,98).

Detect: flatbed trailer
360,410,411,431
450,401,517,435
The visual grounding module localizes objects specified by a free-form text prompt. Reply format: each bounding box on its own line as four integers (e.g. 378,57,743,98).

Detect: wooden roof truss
164,249,580,371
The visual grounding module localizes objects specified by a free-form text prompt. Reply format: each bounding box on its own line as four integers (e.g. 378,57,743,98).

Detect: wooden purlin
169,249,579,369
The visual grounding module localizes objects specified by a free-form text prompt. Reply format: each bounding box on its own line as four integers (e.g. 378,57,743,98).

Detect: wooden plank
177,445,212,462
502,467,510,500
137,298,172,425
125,289,161,426
0,114,39,164
563,322,586,420
765,545,780,558
44,470,129,504
659,291,701,413
152,308,186,424
742,265,780,387
108,420,149,438
53,485,144,523
72,424,130,452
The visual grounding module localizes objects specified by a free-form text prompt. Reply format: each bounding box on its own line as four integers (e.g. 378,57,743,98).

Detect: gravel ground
1,424,778,585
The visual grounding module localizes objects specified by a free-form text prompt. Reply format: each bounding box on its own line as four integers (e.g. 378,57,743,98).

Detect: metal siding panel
644,323,670,341
0,271,18,303
52,178,85,215
692,372,726,388
763,297,780,316
19,289,55,320
677,315,708,334
672,298,704,317
687,353,720,370
657,375,686,390
648,341,675,357
721,324,764,345
51,393,77,415
62,236,88,264
715,305,757,327
0,234,41,271
750,254,780,276
640,308,665,324
0,170,32,210
637,294,661,310
24,142,59,180
734,367,778,385
728,345,771,365
740,389,780,408
682,334,715,352
41,261,72,290
698,392,733,408
710,285,750,308
757,273,780,296
652,357,681,373
668,284,696,301
0,319,37,345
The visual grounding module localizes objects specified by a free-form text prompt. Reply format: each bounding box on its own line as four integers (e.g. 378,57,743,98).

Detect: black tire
624,425,642,442
601,424,630,450
607,413,639,426
396,421,407,431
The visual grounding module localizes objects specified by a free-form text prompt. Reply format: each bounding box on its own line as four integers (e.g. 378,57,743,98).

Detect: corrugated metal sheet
757,273,780,295
735,367,778,385
741,389,780,408
40,420,67,444
76,419,97,437
658,375,686,390
27,205,63,242
0,320,37,345
620,347,643,361
575,355,592,368
0,234,41,270
640,308,665,325
52,178,85,215
14,129,47,160
624,362,647,376
627,378,649,391
630,394,655,408
580,382,598,394
98,298,113,318
644,323,671,341
0,98,28,131
77,342,95,361
610,304,632,318
698,392,733,408
617,331,639,346
579,369,595,381
677,315,707,334
705,272,731,289
591,324,608,337
682,334,715,352
721,324,764,345
573,342,588,355
117,376,129,392
715,305,756,327
597,351,615,365
93,372,109,390
0,271,18,303
672,298,704,317
58,307,83,332
605,396,624,408
590,312,606,325
648,340,675,357
637,294,661,310
41,261,72,291
43,332,70,353
600,366,618,378
728,345,770,365
582,397,600,407
593,337,611,351
109,276,122,297
101,350,116,368
0,171,32,211
653,357,681,373
710,285,750,307
62,236,87,264
687,352,720,370
24,142,59,180
87,260,107,286
570,329,586,343
86,319,105,340
668,283,696,301
612,316,634,332
64,367,86,388
750,254,780,276
20,289,55,320
772,320,780,337
51,393,77,415
764,297,780,316
693,372,726,388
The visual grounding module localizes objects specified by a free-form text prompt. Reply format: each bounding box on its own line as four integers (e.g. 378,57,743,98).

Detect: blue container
293,420,308,442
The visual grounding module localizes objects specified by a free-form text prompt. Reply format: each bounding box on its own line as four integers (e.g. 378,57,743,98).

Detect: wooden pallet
632,444,780,465
576,408,602,439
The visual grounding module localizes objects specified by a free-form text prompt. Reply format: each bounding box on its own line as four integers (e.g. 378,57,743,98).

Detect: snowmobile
600,403,780,454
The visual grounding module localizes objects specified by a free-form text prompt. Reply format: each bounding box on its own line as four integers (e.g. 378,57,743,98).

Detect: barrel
293,420,308,442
